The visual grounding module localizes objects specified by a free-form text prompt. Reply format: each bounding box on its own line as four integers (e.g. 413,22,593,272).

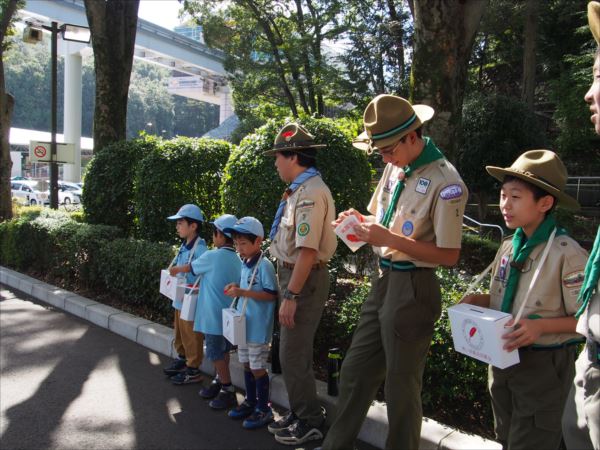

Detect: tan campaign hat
265,122,326,155
353,94,434,152
589,1,600,44
486,149,580,210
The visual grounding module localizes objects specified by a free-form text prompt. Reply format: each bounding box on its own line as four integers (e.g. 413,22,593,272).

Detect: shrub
134,137,232,243
97,238,175,319
82,137,156,232
459,234,500,274
221,116,373,234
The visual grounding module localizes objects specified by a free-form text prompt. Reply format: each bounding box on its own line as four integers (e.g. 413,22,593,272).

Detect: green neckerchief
576,226,600,318
380,137,445,228
501,215,567,313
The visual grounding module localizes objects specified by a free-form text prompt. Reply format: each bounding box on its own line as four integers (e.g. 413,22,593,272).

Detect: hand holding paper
334,214,367,252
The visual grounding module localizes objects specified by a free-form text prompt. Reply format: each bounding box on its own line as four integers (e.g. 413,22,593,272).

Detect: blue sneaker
170,367,202,385
209,388,237,410
243,407,274,429
228,400,256,420
163,357,186,376
199,378,221,399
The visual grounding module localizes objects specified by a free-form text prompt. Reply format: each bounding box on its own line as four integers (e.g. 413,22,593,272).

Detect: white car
11,181,48,206
57,181,82,204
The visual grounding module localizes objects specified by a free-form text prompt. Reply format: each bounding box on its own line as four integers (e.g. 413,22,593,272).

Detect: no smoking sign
34,145,47,158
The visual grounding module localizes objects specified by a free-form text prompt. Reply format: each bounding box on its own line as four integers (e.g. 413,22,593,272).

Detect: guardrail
566,176,600,207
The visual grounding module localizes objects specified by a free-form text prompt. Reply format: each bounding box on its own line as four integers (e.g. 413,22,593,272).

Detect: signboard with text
29,141,75,164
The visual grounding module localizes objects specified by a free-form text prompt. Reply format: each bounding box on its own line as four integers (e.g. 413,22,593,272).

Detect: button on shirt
172,237,207,310
236,255,278,344
367,159,468,267
270,176,337,264
190,247,242,335
490,235,589,346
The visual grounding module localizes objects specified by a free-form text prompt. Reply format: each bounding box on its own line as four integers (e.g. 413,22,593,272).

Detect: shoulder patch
297,199,315,209
563,271,585,288
440,184,463,200
297,222,310,236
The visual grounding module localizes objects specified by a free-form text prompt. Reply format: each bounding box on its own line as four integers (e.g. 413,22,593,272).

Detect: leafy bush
459,234,500,274
97,238,174,318
221,116,373,233
459,94,547,218
82,137,156,232
134,137,232,243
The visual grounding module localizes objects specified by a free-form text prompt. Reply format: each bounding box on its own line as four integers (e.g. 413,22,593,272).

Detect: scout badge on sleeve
448,228,557,368
334,214,367,253
222,252,262,346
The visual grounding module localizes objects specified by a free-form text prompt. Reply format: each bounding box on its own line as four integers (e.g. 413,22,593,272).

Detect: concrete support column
219,85,234,124
62,45,83,182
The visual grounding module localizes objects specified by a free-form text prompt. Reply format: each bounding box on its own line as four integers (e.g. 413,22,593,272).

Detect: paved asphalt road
1,285,352,450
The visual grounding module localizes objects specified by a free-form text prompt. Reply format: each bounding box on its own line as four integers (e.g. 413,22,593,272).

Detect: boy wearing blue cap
190,214,243,410
163,204,208,385
223,217,278,429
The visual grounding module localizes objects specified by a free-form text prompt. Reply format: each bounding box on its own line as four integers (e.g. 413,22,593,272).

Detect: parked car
11,181,48,206
57,181,82,204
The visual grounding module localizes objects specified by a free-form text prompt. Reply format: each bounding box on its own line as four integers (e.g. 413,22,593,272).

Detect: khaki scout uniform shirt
270,175,337,264
490,235,588,346
367,158,468,267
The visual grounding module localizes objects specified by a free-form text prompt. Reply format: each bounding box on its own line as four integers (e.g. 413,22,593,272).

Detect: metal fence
565,176,600,207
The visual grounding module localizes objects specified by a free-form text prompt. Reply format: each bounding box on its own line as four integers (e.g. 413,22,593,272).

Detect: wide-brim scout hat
589,1,600,44
264,122,326,155
486,149,580,210
167,204,205,222
353,94,434,152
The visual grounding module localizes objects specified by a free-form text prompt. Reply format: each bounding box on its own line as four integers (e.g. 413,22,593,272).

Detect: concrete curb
0,266,501,450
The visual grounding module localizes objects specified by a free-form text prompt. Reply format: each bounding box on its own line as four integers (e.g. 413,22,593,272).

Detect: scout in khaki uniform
562,3,600,449
463,150,588,450
264,123,337,446
321,94,468,450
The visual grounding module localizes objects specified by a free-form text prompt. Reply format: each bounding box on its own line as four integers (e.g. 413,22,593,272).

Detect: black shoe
267,410,297,434
163,357,186,376
208,388,237,410
170,367,202,385
199,378,222,399
274,419,323,445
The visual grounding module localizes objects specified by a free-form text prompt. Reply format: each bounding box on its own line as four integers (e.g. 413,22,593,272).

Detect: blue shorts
205,334,233,361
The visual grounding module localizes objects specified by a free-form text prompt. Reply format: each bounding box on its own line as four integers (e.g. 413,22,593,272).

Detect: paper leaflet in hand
334,214,367,252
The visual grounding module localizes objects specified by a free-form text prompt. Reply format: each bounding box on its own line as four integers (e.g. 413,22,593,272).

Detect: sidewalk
0,267,501,450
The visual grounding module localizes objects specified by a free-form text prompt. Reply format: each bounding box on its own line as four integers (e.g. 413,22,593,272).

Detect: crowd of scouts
156,3,600,449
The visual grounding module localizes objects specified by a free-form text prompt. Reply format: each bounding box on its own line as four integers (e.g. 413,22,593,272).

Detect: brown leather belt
280,260,327,270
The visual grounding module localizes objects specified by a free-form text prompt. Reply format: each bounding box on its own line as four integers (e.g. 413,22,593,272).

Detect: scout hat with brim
353,94,434,152
589,1,600,44
486,149,580,210
265,122,326,155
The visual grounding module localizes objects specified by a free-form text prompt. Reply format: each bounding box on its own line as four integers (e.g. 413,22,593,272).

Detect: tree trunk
522,0,539,110
84,0,140,153
410,0,486,162
0,0,20,222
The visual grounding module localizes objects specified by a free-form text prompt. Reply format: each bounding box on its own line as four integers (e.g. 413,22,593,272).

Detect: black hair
278,149,318,168
182,217,201,233
213,226,234,245
232,231,260,244
502,175,557,213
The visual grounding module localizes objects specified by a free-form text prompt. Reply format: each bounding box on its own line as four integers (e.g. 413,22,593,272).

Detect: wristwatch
283,288,300,301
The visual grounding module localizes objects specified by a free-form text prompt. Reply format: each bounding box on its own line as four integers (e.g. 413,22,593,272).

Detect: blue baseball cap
167,204,205,222
223,216,264,239
210,214,238,238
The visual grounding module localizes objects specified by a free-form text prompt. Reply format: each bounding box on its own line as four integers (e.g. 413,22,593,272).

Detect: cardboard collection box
447,303,520,369
159,270,186,303
223,306,246,346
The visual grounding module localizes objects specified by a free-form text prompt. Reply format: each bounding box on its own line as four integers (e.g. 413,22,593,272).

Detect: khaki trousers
323,268,441,450
562,342,600,450
489,346,576,450
277,264,330,427
173,309,204,368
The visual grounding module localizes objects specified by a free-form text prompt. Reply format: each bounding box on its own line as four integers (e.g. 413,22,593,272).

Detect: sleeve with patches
294,187,326,250
559,237,589,316
431,178,468,249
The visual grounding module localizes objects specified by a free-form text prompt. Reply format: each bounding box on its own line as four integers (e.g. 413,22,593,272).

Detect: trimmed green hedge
134,137,232,243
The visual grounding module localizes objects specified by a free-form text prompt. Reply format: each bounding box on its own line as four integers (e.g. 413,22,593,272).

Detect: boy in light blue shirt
191,214,243,410
163,204,208,385
223,217,278,429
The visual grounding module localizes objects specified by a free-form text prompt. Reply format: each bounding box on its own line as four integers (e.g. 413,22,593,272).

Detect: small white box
334,215,367,252
180,286,200,322
222,307,246,346
447,303,520,369
159,270,186,302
